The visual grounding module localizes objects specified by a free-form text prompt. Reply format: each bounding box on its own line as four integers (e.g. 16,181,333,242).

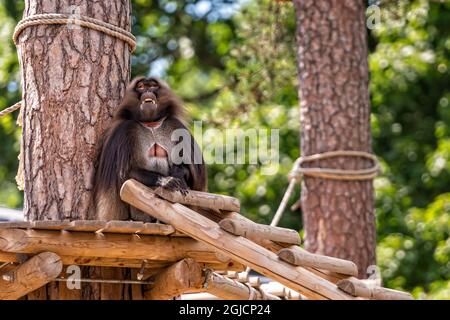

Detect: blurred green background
0,0,448,299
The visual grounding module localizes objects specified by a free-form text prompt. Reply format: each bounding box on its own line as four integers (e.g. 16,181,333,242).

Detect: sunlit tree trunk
293,0,376,277
18,0,135,299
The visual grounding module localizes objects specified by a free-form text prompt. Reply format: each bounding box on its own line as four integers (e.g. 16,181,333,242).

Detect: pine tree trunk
292,0,376,277
18,0,134,299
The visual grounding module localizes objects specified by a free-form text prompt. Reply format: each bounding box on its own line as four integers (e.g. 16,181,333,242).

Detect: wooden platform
0,180,413,300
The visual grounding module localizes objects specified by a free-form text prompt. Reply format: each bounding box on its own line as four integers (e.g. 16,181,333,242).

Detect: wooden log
202,271,279,300
0,252,62,300
150,186,240,212
120,179,356,300
194,208,348,283
0,250,244,271
285,288,302,300
0,228,225,264
337,277,413,300
219,218,301,245
226,271,249,283
278,248,358,277
248,276,261,288
260,282,286,297
145,258,204,300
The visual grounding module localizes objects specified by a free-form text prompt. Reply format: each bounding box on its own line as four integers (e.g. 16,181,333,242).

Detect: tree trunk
292,0,376,278
18,0,133,299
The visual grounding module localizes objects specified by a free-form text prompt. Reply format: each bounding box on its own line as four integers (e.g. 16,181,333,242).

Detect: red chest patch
149,144,168,158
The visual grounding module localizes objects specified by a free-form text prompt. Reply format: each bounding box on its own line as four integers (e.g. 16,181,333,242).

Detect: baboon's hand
158,176,189,195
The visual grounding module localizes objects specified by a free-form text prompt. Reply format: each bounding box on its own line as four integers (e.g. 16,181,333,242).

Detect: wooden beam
197,208,348,283
219,218,301,245
149,186,240,212
0,250,244,271
337,277,413,300
145,258,204,300
278,248,358,277
0,228,226,265
0,252,62,300
120,179,356,300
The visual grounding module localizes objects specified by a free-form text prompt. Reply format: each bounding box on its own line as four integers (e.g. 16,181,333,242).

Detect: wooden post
219,218,301,245
120,179,356,300
0,252,62,300
17,0,133,300
337,277,413,300
145,258,204,300
278,248,358,276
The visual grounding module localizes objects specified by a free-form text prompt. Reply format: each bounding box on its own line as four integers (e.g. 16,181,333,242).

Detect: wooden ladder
120,179,359,300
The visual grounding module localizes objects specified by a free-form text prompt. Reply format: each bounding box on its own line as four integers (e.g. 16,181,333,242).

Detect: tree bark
17,0,132,299
292,0,376,277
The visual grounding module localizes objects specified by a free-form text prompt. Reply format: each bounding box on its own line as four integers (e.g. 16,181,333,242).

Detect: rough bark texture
19,0,131,221
293,0,376,277
17,0,134,299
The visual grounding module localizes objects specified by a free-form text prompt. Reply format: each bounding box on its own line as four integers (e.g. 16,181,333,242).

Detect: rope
13,13,136,52
289,150,380,181
0,101,21,117
243,150,379,277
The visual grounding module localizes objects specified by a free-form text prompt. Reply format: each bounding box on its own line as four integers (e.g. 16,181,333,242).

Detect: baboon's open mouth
144,98,156,104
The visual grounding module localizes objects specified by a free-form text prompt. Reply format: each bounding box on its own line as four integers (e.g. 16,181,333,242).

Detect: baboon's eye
137,82,145,90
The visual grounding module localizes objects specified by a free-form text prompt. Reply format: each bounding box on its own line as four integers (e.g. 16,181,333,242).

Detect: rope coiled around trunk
13,13,136,52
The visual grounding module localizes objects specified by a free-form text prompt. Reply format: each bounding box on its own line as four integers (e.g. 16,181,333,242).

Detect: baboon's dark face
118,76,182,123
135,78,162,122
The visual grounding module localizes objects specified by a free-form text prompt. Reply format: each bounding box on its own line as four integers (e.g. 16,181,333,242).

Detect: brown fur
93,77,207,221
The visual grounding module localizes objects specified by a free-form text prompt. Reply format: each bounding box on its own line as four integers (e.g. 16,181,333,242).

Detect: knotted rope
243,150,379,276
1,13,138,117
13,13,136,52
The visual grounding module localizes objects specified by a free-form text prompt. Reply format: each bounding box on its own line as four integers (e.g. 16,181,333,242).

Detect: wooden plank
0,228,226,264
0,252,62,300
32,220,72,230
102,221,145,233
64,220,107,232
150,186,240,212
0,221,31,229
28,219,177,235
145,258,204,300
219,218,301,245
120,179,356,300
138,223,176,236
337,277,413,300
278,248,358,277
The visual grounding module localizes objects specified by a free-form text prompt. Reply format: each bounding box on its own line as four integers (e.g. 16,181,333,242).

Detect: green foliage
0,0,448,299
